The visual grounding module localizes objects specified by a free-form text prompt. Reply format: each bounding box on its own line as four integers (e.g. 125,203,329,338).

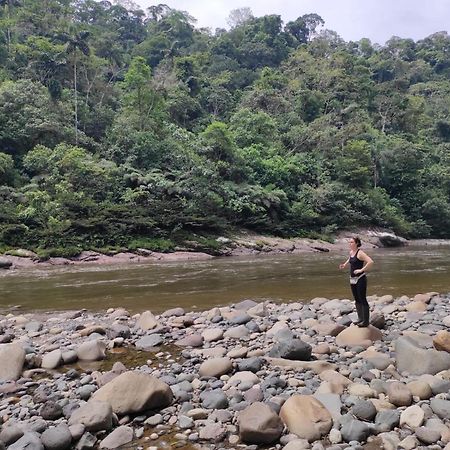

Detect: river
0,245,449,313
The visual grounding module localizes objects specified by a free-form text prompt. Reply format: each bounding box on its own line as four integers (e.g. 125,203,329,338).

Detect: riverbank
0,292,449,449
1,228,440,271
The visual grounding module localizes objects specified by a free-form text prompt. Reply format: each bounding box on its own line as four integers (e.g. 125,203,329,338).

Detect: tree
226,7,253,29
62,30,91,144
285,13,324,45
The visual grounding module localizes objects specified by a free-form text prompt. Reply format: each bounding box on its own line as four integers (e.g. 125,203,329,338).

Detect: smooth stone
99,426,134,449
41,424,72,450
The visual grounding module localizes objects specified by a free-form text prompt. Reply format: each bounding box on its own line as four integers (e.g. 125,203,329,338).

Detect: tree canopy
0,1,449,254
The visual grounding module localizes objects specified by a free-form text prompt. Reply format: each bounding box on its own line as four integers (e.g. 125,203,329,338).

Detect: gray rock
135,334,163,349
178,416,194,429
74,432,96,450
77,385,97,400
8,432,43,450
415,426,440,444
41,350,63,370
341,420,371,443
351,400,377,422
40,401,63,420
68,401,113,432
25,322,43,333
41,425,72,450
61,350,78,364
395,336,450,375
430,398,450,419
238,357,263,373
200,390,229,409
268,339,312,361
0,424,24,445
230,313,251,325
0,258,12,269
99,426,134,449
375,410,400,432
0,343,25,381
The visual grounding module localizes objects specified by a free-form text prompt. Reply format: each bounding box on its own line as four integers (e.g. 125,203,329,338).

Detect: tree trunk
74,53,78,145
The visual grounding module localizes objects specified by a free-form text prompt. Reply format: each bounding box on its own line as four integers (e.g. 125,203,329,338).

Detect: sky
135,0,450,44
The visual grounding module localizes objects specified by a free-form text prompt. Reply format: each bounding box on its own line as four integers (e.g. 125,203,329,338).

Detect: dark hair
352,236,362,248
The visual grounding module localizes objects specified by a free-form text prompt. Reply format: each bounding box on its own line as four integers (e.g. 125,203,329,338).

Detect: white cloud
137,0,450,43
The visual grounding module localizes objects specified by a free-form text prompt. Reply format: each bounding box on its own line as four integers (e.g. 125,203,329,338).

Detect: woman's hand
339,263,346,270
354,269,363,275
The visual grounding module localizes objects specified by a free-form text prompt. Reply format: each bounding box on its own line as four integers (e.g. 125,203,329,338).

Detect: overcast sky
136,0,450,44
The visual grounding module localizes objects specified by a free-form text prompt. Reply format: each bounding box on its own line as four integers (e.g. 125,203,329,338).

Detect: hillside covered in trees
0,1,449,256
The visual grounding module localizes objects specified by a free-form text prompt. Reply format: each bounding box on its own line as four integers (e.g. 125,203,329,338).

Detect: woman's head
350,236,362,248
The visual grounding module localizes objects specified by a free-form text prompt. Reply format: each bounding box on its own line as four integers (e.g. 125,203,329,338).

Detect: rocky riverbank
0,229,418,270
0,292,450,449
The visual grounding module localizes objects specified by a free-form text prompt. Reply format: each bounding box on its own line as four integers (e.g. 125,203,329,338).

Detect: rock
434,330,450,353
400,405,424,428
76,340,106,361
0,423,24,445
0,343,25,381
200,390,228,409
93,371,173,415
62,350,78,364
99,426,134,449
370,313,386,329
335,325,382,346
238,357,263,373
40,401,63,420
201,328,223,342
341,419,371,443
80,326,106,337
161,307,185,317
238,402,283,444
136,311,160,330
74,432,96,450
312,322,345,337
8,432,43,450
351,399,377,421
375,410,400,432
223,325,249,339
395,336,450,375
175,333,203,347
41,424,72,450
68,400,113,432
198,423,226,442
135,334,163,349
268,339,312,361
386,382,412,407
406,380,432,399
430,399,450,420
415,426,440,445
0,258,12,269
41,349,63,370
279,395,332,442
199,357,232,378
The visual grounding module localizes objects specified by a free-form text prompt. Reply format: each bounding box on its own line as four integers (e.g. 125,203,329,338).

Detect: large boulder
0,344,25,381
335,325,382,347
68,400,113,432
279,395,332,442
93,371,173,415
395,336,450,375
238,402,283,444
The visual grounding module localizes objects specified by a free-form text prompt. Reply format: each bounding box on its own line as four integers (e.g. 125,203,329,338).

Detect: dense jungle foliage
0,1,449,255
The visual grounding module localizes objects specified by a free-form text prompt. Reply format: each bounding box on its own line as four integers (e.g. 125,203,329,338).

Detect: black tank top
349,249,364,277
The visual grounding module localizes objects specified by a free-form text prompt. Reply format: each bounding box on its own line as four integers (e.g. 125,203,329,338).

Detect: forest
0,1,449,256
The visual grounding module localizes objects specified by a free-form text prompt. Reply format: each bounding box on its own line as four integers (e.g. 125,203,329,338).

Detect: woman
339,237,374,327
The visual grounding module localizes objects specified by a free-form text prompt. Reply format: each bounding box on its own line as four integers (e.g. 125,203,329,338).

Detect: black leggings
350,276,370,324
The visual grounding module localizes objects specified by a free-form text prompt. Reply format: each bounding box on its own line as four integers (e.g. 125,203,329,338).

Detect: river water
0,245,449,313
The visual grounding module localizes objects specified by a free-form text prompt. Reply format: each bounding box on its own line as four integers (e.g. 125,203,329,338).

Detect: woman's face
349,238,357,251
